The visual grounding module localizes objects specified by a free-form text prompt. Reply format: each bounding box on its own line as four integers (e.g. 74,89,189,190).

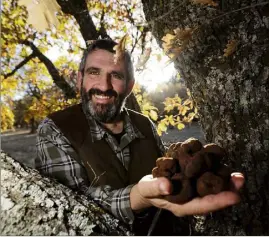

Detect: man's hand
130,173,244,216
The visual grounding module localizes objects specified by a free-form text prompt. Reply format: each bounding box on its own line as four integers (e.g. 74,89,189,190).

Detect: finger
138,177,172,197
166,191,241,217
230,172,245,191
140,174,153,181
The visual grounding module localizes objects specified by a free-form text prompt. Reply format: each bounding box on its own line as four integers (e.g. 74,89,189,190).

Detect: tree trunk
0,152,133,236
29,118,37,134
142,0,269,235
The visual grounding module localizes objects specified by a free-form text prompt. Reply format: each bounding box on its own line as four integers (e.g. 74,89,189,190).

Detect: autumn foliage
1,0,198,133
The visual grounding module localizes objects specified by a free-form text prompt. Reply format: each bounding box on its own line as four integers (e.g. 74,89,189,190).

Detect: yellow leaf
177,123,185,130
113,34,129,64
149,110,158,121
18,0,61,31
162,33,176,44
181,106,189,116
224,39,238,57
158,122,167,132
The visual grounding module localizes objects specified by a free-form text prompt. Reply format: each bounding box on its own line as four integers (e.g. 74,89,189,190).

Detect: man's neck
102,120,124,134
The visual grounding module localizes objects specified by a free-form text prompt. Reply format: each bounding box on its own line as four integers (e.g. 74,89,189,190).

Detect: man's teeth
95,95,110,99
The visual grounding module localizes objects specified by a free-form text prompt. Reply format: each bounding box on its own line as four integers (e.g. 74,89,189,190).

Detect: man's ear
77,71,82,92
126,80,135,96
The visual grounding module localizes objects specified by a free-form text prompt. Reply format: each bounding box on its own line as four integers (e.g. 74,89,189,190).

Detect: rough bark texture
142,0,269,235
0,152,133,236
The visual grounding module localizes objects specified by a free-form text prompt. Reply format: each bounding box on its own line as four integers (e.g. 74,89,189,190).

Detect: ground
1,122,204,168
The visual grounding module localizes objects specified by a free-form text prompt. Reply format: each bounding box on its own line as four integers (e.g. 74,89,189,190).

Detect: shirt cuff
110,184,136,225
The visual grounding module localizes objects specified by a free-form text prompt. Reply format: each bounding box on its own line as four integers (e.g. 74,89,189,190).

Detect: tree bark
0,152,133,236
142,0,269,235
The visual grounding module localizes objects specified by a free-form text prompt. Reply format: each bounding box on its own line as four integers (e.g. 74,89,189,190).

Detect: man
36,39,244,235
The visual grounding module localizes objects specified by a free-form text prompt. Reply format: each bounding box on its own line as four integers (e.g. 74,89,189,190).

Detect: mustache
87,88,118,98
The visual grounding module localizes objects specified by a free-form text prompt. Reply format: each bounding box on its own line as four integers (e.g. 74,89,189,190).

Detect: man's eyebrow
111,70,124,77
85,67,100,73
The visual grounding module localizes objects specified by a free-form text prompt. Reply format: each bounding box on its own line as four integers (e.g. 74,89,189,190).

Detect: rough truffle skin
152,138,231,204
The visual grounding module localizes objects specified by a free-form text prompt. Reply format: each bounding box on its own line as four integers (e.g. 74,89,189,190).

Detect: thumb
230,172,245,191
138,176,172,198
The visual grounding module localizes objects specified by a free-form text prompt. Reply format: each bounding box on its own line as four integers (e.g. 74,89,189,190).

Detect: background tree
1,0,145,132
142,0,269,235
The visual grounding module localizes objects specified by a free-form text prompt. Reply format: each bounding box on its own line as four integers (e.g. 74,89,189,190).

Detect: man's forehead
86,49,124,66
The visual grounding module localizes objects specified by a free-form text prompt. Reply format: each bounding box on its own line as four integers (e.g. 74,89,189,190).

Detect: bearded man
35,39,244,235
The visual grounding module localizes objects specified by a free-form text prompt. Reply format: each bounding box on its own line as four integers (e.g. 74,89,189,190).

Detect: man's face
79,49,133,123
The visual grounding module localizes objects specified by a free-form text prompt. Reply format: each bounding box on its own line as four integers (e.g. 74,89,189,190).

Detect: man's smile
93,94,115,104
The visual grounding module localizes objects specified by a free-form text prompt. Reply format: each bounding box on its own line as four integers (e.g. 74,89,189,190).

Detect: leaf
224,39,238,57
181,106,189,116
162,28,195,61
168,116,175,126
18,0,61,31
158,122,167,132
177,123,185,130
136,48,151,69
149,110,158,121
113,34,129,64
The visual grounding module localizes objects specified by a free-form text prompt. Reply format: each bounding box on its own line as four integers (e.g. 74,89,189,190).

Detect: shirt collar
86,108,145,142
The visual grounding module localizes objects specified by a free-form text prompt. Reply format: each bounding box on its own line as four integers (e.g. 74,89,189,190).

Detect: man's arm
35,118,136,225
132,117,245,217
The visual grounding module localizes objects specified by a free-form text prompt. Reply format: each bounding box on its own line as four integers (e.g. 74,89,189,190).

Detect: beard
81,87,127,123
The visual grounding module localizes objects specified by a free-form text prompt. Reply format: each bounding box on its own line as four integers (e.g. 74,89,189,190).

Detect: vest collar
85,108,145,143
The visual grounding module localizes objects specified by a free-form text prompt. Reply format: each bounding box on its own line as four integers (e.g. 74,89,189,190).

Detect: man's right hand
130,173,244,217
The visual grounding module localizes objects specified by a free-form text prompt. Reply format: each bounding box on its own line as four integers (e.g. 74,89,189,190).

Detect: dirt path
1,130,37,168
1,122,204,168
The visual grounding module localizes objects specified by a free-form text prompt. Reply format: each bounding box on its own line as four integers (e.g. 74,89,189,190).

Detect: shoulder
37,117,73,147
49,104,83,121
37,117,64,140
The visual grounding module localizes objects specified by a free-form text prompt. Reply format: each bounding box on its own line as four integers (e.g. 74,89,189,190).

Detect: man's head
78,39,135,123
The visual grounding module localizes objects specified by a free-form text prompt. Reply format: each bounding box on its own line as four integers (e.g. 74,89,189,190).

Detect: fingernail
159,182,169,195
231,172,244,178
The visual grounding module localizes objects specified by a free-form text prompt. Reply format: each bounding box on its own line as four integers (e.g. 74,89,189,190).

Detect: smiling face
78,49,134,123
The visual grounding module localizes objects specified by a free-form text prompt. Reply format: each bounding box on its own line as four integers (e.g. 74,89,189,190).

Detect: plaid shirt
35,109,165,225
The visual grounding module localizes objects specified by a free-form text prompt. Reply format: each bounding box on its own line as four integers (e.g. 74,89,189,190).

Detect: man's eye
89,70,99,75
112,73,124,80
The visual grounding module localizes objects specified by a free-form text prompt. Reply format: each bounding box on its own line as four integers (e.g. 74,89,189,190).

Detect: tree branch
56,0,102,42
22,40,76,99
98,8,111,40
3,53,36,79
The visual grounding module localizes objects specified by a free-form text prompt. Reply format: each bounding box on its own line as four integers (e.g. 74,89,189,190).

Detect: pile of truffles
152,138,232,203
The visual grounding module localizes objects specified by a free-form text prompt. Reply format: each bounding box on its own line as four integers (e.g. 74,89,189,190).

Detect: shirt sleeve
35,117,136,225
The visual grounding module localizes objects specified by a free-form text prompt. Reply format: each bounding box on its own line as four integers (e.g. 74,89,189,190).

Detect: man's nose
98,73,112,91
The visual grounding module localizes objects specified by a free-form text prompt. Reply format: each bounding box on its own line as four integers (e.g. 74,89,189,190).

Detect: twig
3,53,36,79
210,1,269,21
86,161,106,188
